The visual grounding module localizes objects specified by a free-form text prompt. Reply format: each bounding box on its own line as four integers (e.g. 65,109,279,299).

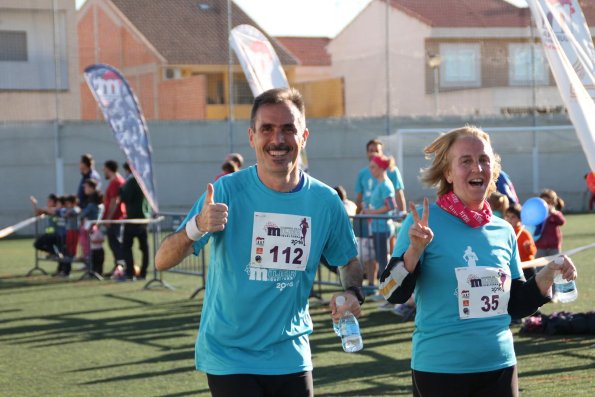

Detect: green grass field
1,214,594,396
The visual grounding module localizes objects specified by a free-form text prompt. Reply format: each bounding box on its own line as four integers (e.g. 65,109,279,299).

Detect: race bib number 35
455,266,511,320
250,212,312,271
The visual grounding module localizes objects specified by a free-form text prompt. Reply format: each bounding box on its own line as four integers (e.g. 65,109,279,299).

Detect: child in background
505,203,537,279
63,195,81,262
79,180,104,266
535,189,566,258
89,224,105,276
488,191,509,218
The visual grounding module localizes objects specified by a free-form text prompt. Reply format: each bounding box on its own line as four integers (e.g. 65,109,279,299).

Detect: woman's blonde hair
420,125,501,197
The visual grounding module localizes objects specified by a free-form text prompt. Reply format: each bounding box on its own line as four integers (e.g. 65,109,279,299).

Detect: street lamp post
427,53,442,116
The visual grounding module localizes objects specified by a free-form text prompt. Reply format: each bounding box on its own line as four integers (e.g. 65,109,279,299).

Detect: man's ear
248,127,255,148
301,128,309,148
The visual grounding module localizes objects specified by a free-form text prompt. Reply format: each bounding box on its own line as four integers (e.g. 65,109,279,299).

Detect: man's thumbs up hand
185,184,228,241
198,183,228,233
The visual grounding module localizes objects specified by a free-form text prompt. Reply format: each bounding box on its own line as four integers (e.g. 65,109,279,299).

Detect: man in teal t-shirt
155,88,364,397
354,139,405,216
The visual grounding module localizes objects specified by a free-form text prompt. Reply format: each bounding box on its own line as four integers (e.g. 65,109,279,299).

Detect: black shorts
412,366,518,397
206,371,313,397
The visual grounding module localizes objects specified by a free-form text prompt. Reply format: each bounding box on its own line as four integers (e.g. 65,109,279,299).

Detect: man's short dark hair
81,153,94,168
123,162,131,173
104,160,118,173
250,87,305,130
366,139,383,151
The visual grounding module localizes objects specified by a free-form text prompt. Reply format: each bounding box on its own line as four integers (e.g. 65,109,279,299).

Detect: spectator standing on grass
77,154,102,211
355,139,406,294
119,162,150,281
76,154,101,258
155,87,364,397
89,224,105,276
381,126,576,397
360,154,397,301
585,172,595,211
102,160,127,276
505,203,537,279
80,179,104,274
63,195,81,262
535,189,566,259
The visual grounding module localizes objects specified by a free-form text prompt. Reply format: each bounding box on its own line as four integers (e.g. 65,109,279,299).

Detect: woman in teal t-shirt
361,154,396,286
385,126,577,397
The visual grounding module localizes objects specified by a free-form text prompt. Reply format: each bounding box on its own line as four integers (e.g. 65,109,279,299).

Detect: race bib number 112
249,212,312,271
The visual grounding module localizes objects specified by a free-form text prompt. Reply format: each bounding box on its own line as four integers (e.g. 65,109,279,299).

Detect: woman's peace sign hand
408,198,434,255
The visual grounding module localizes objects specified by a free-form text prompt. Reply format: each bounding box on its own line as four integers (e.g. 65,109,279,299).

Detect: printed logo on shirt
244,264,297,291
463,246,478,267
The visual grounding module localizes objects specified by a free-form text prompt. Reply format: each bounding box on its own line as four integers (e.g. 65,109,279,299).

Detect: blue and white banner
527,0,595,171
84,64,159,213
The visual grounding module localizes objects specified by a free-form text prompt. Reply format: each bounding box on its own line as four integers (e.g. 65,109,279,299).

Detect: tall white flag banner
230,24,309,171
84,64,159,213
229,24,289,96
527,0,595,171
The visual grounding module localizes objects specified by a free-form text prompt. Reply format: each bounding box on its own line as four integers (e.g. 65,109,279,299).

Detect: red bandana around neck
436,191,492,228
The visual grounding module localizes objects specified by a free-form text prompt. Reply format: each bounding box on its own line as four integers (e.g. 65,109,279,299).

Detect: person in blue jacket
155,87,364,397
380,126,577,397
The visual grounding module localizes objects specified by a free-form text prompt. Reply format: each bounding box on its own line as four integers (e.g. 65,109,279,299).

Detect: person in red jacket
535,189,566,259
102,160,127,276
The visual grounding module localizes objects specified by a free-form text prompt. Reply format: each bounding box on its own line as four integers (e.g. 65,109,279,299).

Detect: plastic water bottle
334,295,363,353
553,256,577,303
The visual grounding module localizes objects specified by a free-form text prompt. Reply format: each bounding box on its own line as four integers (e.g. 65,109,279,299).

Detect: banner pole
227,0,234,153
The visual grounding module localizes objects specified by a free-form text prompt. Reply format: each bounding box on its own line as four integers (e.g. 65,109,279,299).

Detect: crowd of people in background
30,142,574,304
32,154,150,281
27,118,576,320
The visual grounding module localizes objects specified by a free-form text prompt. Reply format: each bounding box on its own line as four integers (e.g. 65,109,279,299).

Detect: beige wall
292,65,333,83
328,0,567,117
0,0,81,121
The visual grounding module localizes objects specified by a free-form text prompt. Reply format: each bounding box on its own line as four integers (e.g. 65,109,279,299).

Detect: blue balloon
521,197,548,226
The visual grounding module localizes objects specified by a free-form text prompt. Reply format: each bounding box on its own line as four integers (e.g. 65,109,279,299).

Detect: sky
75,0,529,38
73,0,372,38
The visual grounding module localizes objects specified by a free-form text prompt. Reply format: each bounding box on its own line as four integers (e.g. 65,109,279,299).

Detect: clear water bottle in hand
333,295,363,353
553,256,577,303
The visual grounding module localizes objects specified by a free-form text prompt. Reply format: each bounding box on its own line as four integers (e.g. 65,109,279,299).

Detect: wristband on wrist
185,215,207,241
345,286,365,305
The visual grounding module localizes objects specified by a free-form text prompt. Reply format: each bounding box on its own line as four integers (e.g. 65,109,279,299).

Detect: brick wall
159,76,207,120
79,0,203,121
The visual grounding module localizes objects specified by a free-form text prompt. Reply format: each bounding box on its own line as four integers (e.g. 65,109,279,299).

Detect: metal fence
28,212,403,300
